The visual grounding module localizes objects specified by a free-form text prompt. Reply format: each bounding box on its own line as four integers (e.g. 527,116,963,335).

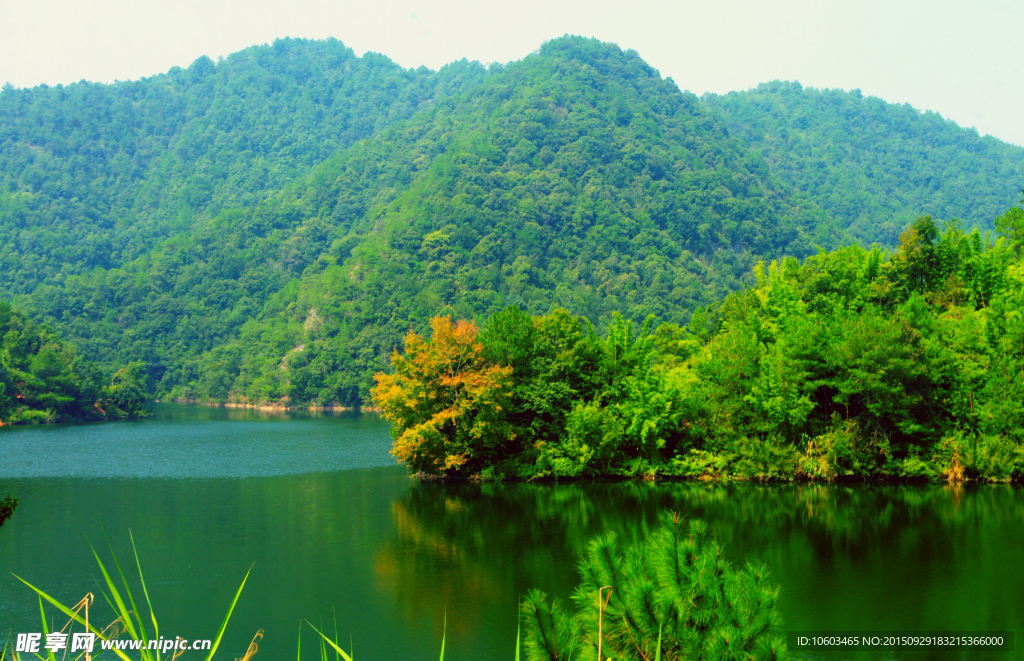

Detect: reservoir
1,405,1022,659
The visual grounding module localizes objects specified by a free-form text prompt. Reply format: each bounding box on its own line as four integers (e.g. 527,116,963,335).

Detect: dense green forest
0,301,148,424
1,37,1022,408
705,82,1024,244
373,204,1024,482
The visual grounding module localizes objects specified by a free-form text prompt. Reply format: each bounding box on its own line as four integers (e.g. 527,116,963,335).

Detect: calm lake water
1,405,1022,660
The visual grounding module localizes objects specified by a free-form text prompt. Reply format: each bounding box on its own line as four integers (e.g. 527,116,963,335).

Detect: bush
522,511,787,661
797,418,889,480
733,436,797,481
975,434,1024,482
930,433,972,482
0,493,17,529
892,445,935,479
10,408,54,424
668,449,732,478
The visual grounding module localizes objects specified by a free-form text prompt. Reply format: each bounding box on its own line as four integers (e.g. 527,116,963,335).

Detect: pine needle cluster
522,511,786,661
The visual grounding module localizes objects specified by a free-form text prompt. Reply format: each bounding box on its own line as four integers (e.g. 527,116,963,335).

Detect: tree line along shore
372,206,1024,483
6,202,1024,485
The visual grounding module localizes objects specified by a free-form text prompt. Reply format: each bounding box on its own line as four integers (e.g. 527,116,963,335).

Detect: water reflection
375,480,1024,658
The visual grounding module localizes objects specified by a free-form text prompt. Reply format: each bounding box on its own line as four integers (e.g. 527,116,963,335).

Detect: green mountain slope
0,38,486,293
1,37,1021,407
194,38,838,405
704,81,1024,244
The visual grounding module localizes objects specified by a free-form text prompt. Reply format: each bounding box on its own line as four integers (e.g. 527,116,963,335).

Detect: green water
1,406,1022,660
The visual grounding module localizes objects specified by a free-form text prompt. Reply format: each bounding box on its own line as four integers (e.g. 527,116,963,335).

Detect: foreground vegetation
373,204,1024,482
10,519,773,661
0,301,148,424
7,536,252,661
523,511,785,661
310,511,783,661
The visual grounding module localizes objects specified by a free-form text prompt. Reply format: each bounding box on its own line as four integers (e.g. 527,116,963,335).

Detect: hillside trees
705,83,1024,244
372,206,1024,481
0,301,148,424
1,39,1021,406
177,38,840,406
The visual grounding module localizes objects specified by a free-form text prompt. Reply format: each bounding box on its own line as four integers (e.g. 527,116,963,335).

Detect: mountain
1,37,1021,406
0,38,485,294
705,81,1024,244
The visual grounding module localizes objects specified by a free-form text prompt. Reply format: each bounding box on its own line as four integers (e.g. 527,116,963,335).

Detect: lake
1,405,1022,660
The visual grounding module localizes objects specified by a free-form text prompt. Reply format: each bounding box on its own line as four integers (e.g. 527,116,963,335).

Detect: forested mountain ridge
0,38,487,293
192,38,838,405
705,81,1024,245
1,37,1022,407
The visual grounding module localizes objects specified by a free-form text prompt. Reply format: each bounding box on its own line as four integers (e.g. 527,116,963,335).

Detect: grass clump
5,532,253,661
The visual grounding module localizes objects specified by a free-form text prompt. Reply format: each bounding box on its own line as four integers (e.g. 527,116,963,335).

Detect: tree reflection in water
374,480,1024,648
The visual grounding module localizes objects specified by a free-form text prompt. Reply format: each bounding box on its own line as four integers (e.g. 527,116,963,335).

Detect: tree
101,361,151,419
0,493,16,530
522,511,786,661
371,317,513,474
995,192,1024,255
892,216,941,293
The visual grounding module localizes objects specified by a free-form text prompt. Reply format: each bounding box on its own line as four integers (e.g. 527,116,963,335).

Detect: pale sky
1,0,1022,147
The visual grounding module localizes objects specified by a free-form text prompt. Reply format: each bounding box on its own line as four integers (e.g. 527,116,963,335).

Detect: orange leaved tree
371,316,513,475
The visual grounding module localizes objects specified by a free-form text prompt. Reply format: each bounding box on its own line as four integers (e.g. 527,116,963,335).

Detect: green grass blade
655,622,662,661
105,539,150,656
514,619,520,661
297,621,302,661
38,596,56,661
38,594,47,634
319,618,326,661
130,531,159,642
304,622,352,661
203,564,253,661
438,610,445,661
88,545,138,640
13,575,133,661
332,606,339,661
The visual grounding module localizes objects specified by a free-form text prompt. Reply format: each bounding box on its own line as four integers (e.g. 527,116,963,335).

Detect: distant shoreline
159,399,381,413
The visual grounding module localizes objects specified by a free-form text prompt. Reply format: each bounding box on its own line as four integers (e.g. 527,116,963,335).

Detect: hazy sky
1,0,1021,146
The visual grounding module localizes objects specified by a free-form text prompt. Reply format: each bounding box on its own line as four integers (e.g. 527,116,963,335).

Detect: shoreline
412,471,1024,485
159,399,382,413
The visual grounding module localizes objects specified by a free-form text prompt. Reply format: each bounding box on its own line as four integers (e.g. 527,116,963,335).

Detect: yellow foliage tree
371,317,513,475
